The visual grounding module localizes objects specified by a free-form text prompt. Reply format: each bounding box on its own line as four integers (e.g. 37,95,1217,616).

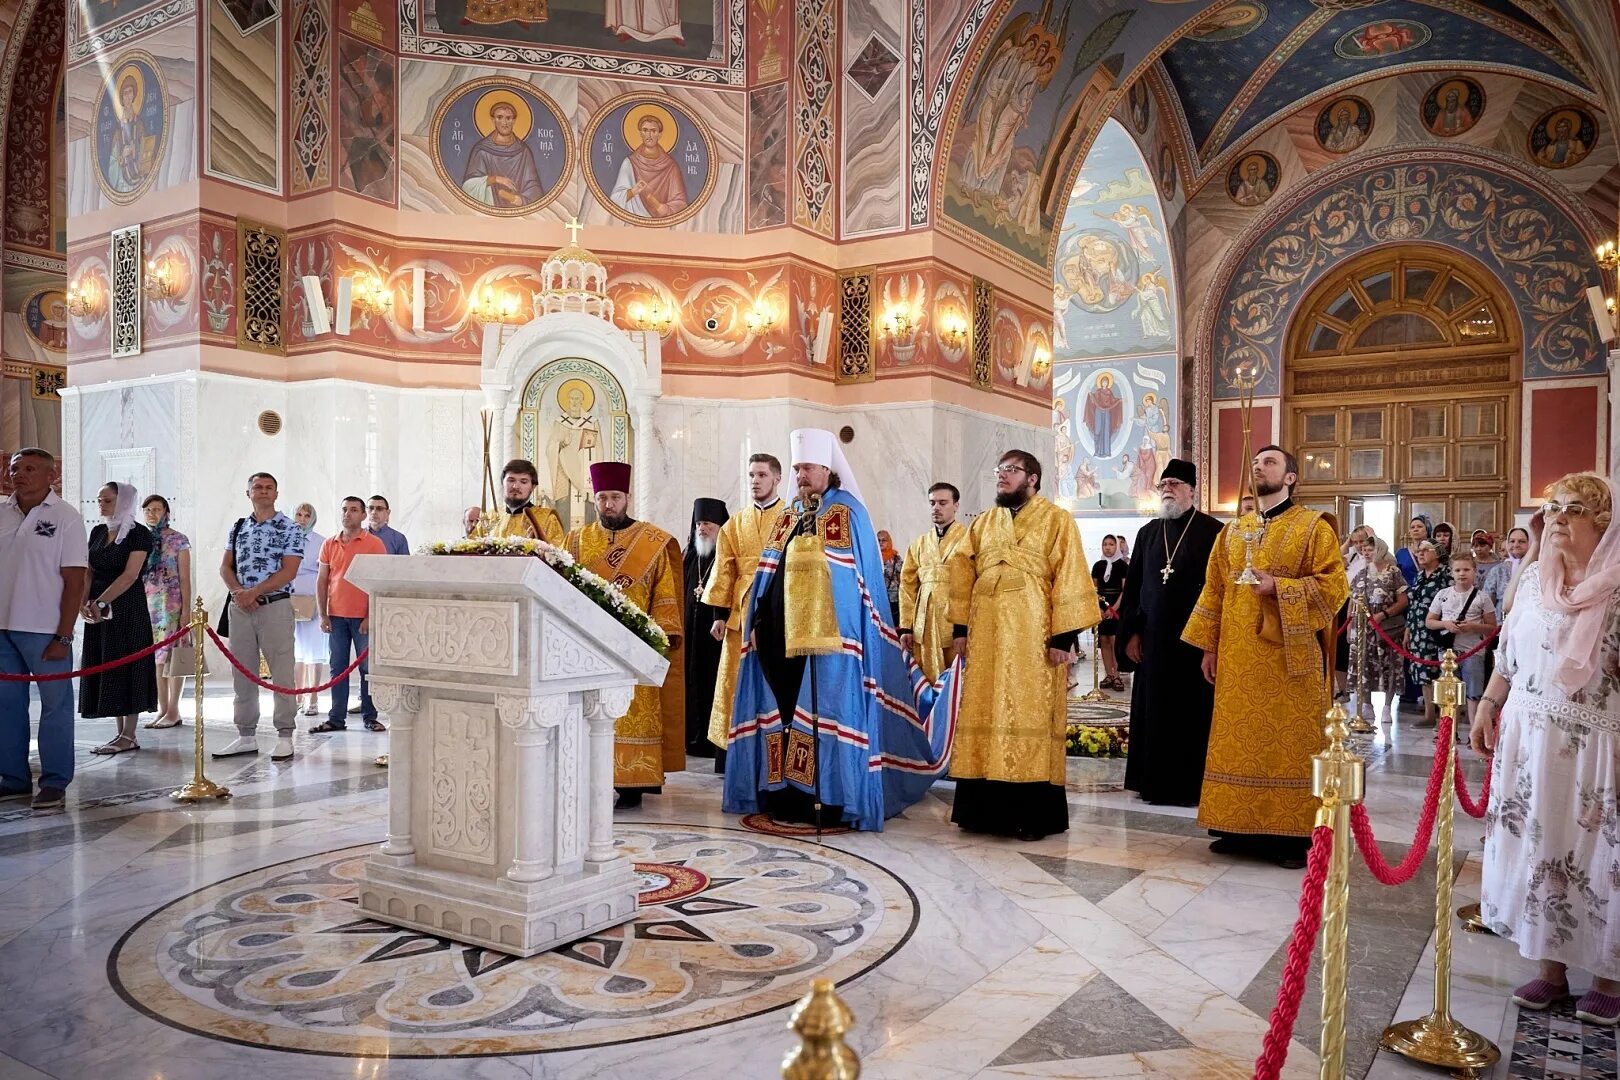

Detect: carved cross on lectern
566,217,583,245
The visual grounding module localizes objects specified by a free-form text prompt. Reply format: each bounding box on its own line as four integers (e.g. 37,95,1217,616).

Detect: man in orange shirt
311,496,387,732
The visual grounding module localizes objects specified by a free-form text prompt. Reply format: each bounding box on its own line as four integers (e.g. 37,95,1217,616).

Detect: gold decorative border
427,76,575,218
91,50,170,207
581,93,718,229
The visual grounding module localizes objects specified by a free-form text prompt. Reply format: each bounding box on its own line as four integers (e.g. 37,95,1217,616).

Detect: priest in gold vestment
1182,446,1349,867
700,453,789,765
948,450,1098,839
485,459,565,546
566,461,684,809
899,481,969,683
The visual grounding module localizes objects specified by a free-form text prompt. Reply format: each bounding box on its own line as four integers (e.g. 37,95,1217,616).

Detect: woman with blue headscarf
1396,513,1431,588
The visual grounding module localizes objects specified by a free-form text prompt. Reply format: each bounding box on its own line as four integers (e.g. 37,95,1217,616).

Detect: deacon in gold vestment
566,461,685,808
485,459,565,546
1181,446,1349,866
899,482,969,683
948,451,1098,839
699,453,789,758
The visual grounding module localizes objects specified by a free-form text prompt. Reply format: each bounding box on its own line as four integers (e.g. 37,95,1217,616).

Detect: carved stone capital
497,692,571,732
583,685,634,723
369,681,421,722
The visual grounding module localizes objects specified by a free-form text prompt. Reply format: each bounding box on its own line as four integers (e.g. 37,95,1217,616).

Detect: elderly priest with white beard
1116,458,1224,807
722,429,956,831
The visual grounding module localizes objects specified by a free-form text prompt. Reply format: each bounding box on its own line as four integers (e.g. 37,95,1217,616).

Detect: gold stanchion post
170,598,231,802
1312,702,1366,1080
1348,594,1376,735
1379,651,1499,1073
782,979,859,1079
1078,626,1109,702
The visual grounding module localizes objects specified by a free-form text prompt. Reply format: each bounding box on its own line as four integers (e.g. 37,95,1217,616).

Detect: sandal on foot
144,714,181,729
1575,990,1620,1025
301,703,319,717
91,735,141,755
1512,978,1569,1010
364,719,387,732
309,721,347,733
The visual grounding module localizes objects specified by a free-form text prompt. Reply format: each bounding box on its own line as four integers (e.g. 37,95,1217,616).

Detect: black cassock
683,542,725,757
1115,510,1224,806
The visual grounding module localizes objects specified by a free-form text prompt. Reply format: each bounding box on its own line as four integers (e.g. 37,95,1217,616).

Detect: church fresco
337,36,397,202
746,84,787,231
1315,96,1372,154
518,358,631,531
92,52,168,205
408,0,738,80
1207,154,1606,399
429,76,573,216
583,94,714,228
1052,355,1177,512
1055,120,1178,362
73,0,166,36
1421,77,1484,138
1527,105,1597,169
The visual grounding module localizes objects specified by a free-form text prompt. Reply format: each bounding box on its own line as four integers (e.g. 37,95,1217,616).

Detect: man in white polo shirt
0,448,89,811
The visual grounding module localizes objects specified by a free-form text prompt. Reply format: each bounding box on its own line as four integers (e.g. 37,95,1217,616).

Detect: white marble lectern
345,554,669,957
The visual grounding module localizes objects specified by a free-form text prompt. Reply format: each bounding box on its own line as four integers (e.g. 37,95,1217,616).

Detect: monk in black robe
683,498,729,758
1116,458,1224,806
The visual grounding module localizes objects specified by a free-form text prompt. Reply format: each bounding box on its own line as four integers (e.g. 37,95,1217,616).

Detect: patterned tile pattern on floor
1509,999,1618,1079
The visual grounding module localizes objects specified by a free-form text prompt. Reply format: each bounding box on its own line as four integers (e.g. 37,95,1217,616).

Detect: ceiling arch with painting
1156,0,1597,174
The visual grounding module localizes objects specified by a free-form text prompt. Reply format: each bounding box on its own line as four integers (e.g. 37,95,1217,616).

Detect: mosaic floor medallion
738,812,853,838
109,825,917,1058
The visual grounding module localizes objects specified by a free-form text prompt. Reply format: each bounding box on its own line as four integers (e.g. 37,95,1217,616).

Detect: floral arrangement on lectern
421,536,670,656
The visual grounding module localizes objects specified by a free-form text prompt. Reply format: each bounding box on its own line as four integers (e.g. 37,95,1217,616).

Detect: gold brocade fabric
947,497,1098,784
899,521,968,682
1181,505,1350,837
783,534,840,656
700,502,790,748
567,521,686,786
489,505,565,547
461,0,548,26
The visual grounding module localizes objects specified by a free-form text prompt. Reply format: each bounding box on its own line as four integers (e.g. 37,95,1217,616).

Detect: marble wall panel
840,0,904,237
65,20,198,217
746,82,787,231
335,33,395,203
205,0,281,192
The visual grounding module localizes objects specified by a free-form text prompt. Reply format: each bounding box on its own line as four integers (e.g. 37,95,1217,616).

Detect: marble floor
0,667,1579,1080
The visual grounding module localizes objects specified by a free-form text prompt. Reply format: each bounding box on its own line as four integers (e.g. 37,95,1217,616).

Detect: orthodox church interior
1,0,1617,1077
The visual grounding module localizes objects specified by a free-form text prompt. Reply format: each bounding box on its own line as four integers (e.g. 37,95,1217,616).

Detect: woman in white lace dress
1471,471,1620,1025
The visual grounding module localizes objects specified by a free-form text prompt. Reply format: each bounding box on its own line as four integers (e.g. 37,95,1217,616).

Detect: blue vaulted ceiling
1157,0,1592,165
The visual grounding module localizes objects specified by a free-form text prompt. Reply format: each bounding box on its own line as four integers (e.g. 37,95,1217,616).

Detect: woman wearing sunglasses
1472,472,1620,1025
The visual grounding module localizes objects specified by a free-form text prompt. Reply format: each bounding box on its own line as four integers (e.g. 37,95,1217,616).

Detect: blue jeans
0,631,75,791
327,617,373,725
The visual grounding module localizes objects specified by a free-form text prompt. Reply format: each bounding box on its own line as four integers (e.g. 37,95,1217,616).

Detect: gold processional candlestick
479,406,498,525
782,979,859,1080
1078,626,1109,702
171,598,231,802
1348,594,1376,736
1380,651,1500,1074
1231,363,1263,586
1312,701,1366,1080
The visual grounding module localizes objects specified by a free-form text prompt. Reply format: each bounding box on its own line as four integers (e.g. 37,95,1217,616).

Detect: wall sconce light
142,257,176,301
745,303,777,334
66,278,105,319
1030,346,1051,374
878,306,916,340
1596,240,1618,272
351,273,393,317
469,285,521,326
627,299,677,335
938,313,967,349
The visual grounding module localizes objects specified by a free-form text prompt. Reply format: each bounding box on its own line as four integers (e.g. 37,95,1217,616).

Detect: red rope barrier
0,624,192,682
206,627,369,695
1367,619,1499,667
1455,754,1492,819
1349,717,1451,885
1251,824,1335,1080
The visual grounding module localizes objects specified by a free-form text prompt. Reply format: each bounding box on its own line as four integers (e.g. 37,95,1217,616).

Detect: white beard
694,535,716,558
1158,499,1191,520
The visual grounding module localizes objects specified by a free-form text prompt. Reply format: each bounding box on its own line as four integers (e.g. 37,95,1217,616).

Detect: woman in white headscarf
1472,472,1620,1025
81,481,159,753
291,502,328,716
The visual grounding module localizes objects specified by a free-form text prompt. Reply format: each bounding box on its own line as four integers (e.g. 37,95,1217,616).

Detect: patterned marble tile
1022,853,1146,904
989,973,1193,1066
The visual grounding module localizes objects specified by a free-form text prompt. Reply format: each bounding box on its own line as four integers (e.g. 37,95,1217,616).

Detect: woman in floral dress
1403,539,1451,727
1352,535,1407,724
1471,471,1620,1025
141,495,191,728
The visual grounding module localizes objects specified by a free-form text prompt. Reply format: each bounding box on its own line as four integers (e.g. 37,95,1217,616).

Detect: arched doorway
1285,247,1518,539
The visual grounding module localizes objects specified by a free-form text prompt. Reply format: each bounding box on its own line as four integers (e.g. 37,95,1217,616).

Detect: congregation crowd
1,438,1616,1022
